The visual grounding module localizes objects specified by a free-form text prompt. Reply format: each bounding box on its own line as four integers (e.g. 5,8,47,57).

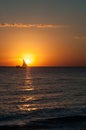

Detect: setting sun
24,58,31,65
21,54,35,66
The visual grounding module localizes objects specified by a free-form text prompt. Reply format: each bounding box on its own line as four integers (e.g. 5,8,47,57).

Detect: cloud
0,23,67,29
74,35,86,40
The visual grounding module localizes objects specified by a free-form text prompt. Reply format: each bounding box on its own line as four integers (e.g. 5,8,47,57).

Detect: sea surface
0,67,86,129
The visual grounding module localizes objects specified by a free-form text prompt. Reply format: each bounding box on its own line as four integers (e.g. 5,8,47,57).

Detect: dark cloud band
0,23,67,29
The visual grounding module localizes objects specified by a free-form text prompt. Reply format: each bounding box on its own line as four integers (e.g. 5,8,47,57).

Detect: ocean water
0,67,86,129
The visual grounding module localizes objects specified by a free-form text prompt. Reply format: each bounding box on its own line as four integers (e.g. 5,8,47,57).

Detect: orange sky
0,0,86,66
0,27,86,66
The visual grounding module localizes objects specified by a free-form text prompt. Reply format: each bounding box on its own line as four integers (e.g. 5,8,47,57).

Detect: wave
0,115,86,129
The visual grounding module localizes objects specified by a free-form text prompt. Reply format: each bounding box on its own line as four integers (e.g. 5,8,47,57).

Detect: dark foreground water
0,67,86,129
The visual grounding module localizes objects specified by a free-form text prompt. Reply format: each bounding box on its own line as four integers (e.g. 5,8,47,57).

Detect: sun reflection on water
18,68,37,112
19,104,37,111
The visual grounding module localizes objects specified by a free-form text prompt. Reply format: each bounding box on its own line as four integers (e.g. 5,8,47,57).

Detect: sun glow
21,54,36,66
24,58,31,65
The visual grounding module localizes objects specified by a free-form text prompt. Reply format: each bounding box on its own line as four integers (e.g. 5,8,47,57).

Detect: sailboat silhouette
22,59,27,67
16,59,27,68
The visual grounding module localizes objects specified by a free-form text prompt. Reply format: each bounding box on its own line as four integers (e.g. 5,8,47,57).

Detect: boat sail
22,59,27,67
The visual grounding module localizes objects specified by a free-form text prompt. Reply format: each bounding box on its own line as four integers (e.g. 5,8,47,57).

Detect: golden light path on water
18,68,37,112
17,68,65,112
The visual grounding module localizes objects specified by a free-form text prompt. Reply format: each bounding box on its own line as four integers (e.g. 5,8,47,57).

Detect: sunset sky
0,0,86,66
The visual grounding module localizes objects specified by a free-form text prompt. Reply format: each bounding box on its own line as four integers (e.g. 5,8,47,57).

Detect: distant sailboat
16,59,27,68
22,59,27,68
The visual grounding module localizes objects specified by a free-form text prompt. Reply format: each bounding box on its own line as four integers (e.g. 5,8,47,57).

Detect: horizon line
0,65,86,68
